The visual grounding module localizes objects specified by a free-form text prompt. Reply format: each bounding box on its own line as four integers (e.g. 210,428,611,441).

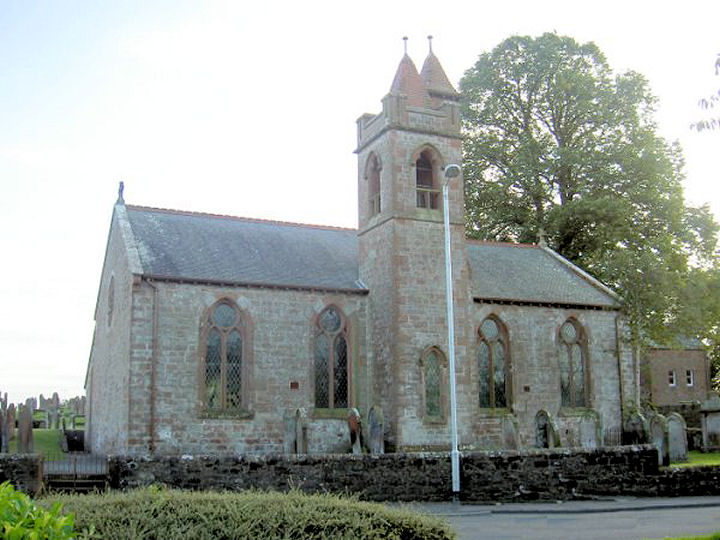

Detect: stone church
86,47,638,456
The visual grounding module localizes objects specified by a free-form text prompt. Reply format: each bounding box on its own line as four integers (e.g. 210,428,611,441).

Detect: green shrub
42,486,455,540
0,481,77,539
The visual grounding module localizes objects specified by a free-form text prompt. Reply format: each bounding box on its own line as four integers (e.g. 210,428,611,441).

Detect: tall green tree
460,33,718,345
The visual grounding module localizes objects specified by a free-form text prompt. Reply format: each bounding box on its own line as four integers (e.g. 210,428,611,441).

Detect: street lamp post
442,163,461,500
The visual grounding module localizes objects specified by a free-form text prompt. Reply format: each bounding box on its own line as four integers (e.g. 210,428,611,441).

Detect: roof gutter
141,273,369,296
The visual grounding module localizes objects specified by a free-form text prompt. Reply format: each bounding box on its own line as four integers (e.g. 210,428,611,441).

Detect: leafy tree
460,33,719,347
691,53,720,132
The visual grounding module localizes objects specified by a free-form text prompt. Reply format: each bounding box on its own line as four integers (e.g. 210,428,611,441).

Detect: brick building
642,338,711,408
86,48,638,456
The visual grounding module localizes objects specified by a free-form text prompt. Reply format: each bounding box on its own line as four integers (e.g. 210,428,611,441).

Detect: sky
0,1,718,405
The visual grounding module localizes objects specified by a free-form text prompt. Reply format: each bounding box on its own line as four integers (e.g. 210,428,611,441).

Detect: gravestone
501,415,519,450
700,394,720,450
535,410,560,449
367,405,384,455
649,413,669,466
2,404,16,453
17,404,34,453
347,408,363,455
667,412,688,462
0,393,6,452
294,408,308,454
623,411,649,445
579,413,600,448
47,393,61,430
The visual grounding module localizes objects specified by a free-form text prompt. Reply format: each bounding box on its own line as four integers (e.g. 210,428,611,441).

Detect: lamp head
443,164,461,179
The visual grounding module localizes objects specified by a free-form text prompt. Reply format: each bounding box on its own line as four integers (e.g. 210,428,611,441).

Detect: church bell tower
356,38,471,449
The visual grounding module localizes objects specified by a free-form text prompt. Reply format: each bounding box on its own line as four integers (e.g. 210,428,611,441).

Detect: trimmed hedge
41,487,455,540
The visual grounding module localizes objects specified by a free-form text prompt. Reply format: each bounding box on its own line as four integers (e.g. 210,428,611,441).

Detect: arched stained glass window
314,306,349,409
559,319,587,408
478,317,510,409
202,300,245,412
421,347,446,419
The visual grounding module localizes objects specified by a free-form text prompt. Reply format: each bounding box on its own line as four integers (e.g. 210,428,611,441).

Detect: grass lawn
7,429,63,459
669,450,720,468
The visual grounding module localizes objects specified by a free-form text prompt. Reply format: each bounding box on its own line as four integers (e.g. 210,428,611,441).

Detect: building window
668,370,676,387
367,153,381,216
416,149,439,209
202,300,245,412
420,347,446,419
686,369,694,387
314,306,349,409
558,319,587,408
478,316,510,408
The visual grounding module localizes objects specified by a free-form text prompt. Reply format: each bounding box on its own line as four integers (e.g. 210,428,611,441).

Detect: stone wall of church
124,281,368,456
468,303,628,449
86,212,133,455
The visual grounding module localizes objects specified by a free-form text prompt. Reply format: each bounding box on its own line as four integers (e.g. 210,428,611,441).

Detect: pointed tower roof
420,37,459,100
389,39,428,107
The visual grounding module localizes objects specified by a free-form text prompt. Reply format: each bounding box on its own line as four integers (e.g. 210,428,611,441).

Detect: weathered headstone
579,412,600,448
367,405,384,455
0,393,6,453
649,413,669,466
2,404,16,453
535,410,560,448
623,411,649,445
501,415,519,450
667,412,688,462
347,408,363,454
700,394,720,451
294,408,308,454
17,404,34,454
46,392,61,430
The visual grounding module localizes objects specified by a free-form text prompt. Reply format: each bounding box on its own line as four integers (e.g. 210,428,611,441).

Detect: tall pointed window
314,306,349,409
558,319,588,408
367,153,381,217
416,150,439,209
478,317,510,408
202,300,245,412
420,347,446,420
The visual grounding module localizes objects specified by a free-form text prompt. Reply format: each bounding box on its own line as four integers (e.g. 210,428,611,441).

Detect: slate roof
123,206,364,292
467,242,620,309
120,205,620,307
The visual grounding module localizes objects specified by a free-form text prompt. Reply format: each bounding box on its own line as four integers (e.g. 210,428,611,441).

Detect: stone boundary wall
1,447,718,501
0,454,42,495
108,445,716,502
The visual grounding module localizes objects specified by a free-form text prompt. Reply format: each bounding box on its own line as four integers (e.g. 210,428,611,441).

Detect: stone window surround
477,314,512,410
558,318,591,409
197,297,253,418
312,304,351,412
419,346,448,424
413,146,442,210
365,152,382,218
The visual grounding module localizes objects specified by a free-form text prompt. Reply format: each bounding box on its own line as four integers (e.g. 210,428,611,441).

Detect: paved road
406,497,720,540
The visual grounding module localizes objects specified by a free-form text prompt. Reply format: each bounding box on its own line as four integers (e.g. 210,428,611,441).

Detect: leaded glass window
314,306,349,409
478,317,509,408
202,300,244,412
559,319,587,408
421,347,446,419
